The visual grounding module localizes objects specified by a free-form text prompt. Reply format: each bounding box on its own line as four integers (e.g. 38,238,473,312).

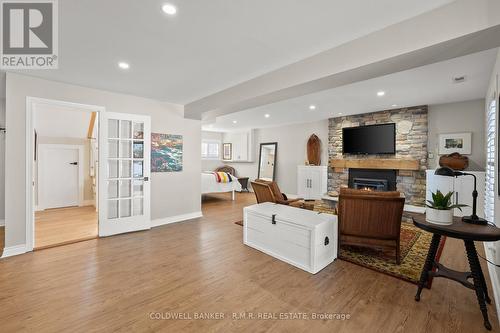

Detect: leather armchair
251,179,304,208
338,188,405,264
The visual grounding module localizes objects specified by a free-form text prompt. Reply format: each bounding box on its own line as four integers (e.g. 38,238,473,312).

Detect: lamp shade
434,166,456,177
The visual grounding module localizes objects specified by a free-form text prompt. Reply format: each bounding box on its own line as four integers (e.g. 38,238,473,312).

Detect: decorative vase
426,208,453,225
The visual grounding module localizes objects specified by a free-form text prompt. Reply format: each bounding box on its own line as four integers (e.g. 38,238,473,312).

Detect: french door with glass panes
99,112,151,236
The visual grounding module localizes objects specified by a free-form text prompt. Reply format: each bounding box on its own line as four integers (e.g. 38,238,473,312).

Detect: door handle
70,162,78,165
144,177,149,182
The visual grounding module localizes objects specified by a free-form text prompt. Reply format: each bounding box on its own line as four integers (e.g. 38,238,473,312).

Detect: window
201,141,220,159
485,97,496,225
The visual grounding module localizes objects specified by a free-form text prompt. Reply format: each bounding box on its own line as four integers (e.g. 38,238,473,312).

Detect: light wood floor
35,206,98,249
0,193,498,332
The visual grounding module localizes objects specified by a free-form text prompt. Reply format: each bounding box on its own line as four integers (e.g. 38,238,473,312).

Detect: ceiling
0,0,454,103
203,48,497,132
33,104,92,138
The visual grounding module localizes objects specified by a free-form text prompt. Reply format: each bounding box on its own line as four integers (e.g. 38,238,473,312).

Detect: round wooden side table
413,215,500,330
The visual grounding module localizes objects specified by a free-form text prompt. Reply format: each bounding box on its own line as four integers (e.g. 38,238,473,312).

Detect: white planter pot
426,208,453,225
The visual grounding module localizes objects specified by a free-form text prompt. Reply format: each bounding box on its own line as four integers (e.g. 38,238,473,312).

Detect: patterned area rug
340,222,446,285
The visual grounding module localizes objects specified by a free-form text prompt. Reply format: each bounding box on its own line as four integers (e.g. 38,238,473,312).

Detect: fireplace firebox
348,169,397,191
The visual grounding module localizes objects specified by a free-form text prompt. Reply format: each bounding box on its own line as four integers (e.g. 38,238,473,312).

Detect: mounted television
342,123,396,155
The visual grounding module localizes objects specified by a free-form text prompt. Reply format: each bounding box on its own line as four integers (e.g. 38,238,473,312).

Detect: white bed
201,172,242,200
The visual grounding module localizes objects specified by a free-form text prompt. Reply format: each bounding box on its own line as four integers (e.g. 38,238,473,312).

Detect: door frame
37,144,85,210
26,97,106,252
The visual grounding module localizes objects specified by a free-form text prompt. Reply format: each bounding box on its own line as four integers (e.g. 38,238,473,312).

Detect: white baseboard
0,219,4,227
151,211,203,228
80,200,96,207
2,244,27,258
484,243,500,327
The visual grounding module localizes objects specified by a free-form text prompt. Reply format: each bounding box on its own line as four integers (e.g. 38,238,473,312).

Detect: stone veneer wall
328,106,428,206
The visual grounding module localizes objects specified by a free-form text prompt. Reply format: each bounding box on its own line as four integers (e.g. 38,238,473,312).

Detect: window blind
485,98,496,224
201,141,220,159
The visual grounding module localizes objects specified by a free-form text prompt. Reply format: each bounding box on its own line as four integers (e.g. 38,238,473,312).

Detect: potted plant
426,190,467,225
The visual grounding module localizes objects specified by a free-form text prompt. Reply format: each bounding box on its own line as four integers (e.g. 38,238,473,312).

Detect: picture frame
438,132,472,155
222,143,232,160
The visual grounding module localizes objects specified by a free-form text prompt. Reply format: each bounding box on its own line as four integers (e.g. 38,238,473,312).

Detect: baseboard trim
80,200,96,207
484,243,500,327
2,244,28,258
0,219,4,227
151,211,203,228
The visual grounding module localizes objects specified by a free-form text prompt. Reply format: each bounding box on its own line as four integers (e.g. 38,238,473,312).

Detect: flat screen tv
342,123,396,155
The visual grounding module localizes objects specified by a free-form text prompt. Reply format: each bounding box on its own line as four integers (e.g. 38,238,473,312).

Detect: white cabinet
426,170,485,218
244,202,337,274
222,130,254,162
297,166,328,200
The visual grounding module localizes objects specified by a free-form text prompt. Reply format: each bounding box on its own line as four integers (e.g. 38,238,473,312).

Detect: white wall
223,120,328,195
428,99,486,170
4,73,201,248
0,98,5,220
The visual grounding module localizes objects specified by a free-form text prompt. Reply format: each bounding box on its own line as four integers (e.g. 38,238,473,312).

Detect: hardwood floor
35,206,98,249
0,193,498,332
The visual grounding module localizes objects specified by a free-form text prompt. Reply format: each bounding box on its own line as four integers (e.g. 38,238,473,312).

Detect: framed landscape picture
438,132,472,155
222,143,232,160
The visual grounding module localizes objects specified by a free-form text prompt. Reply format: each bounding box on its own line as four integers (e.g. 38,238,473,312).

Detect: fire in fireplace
348,169,397,192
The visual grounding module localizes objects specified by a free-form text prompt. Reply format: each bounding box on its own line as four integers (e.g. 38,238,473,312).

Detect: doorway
26,97,152,252
32,100,100,249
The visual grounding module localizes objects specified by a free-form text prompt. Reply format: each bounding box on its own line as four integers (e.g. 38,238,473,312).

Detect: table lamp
434,166,487,225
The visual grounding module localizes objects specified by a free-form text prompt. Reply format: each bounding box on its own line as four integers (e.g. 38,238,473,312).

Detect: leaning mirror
258,142,277,181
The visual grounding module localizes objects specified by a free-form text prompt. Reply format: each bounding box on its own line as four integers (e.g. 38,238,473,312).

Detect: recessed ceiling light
162,3,177,15
232,120,237,124
264,114,270,118
309,105,316,110
377,91,385,97
118,62,130,70
338,112,343,115
392,104,398,107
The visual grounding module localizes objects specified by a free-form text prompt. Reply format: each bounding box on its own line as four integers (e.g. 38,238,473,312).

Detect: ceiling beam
185,0,500,120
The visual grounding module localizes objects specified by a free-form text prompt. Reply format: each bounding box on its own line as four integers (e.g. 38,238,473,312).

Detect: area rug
339,222,446,285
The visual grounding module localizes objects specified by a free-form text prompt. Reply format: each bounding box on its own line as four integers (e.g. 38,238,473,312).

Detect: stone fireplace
328,106,428,206
348,169,397,191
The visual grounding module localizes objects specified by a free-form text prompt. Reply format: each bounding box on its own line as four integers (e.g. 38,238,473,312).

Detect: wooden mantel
330,158,420,174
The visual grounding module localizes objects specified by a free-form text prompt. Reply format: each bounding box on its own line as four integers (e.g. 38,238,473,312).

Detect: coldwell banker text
1,0,58,69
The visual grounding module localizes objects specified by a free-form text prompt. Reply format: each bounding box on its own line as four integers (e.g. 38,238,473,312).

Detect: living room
2,1,500,332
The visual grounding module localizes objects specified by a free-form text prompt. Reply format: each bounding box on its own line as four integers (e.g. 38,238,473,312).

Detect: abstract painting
151,133,183,172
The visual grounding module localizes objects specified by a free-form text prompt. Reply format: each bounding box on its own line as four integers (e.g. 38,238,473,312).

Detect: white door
297,167,308,198
39,145,82,209
309,168,322,200
99,112,151,236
